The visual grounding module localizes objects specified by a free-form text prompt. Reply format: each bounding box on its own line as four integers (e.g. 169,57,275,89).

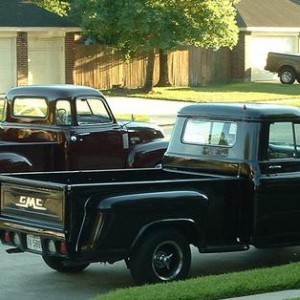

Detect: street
1,243,300,300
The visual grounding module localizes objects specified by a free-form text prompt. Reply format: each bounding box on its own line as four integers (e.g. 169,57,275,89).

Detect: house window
13,98,48,118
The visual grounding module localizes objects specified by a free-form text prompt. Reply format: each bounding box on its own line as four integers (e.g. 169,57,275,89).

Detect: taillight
59,242,68,255
4,231,11,243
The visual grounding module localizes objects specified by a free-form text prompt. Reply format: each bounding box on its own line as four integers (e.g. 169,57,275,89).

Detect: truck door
66,97,128,170
255,121,300,246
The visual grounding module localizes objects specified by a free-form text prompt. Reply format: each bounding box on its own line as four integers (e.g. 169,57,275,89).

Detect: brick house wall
16,32,28,86
230,32,250,82
65,33,75,84
15,32,76,86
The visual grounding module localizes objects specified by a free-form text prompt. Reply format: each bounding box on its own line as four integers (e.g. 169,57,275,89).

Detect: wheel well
279,65,296,73
130,220,199,254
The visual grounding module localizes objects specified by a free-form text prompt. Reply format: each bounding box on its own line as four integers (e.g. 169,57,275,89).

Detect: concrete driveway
106,96,190,125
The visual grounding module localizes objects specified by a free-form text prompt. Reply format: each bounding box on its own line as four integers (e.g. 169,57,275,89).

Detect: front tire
279,67,296,84
129,230,191,285
42,256,90,273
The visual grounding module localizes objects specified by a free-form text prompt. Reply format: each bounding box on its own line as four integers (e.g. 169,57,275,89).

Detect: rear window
13,98,48,118
182,118,237,147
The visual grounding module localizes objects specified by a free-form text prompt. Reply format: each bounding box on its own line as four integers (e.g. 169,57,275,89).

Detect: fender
98,190,208,210
97,190,209,249
127,139,168,168
0,152,33,172
278,61,297,72
129,217,200,252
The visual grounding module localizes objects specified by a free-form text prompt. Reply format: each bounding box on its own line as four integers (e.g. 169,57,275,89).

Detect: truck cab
165,103,300,246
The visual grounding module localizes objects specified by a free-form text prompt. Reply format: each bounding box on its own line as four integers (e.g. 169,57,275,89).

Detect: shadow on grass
105,82,300,97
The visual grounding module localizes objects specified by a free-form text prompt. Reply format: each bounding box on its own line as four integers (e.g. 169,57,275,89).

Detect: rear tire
279,67,296,84
42,256,90,273
129,230,191,285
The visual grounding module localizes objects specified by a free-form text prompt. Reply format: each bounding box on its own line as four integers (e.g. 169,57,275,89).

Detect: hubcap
152,241,183,281
282,71,292,83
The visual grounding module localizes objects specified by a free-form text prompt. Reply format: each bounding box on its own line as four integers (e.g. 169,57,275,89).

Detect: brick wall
65,33,75,84
16,32,75,87
230,32,249,82
16,32,28,86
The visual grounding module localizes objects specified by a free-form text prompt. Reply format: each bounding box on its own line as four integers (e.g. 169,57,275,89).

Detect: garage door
28,37,65,85
0,38,16,93
249,36,297,81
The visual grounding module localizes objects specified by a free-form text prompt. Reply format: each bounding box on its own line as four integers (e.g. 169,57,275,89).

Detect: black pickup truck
1,103,300,284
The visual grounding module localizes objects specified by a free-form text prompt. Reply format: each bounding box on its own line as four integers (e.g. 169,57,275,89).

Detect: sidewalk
223,289,300,300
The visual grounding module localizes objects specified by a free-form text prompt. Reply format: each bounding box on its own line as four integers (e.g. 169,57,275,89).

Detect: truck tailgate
1,182,64,224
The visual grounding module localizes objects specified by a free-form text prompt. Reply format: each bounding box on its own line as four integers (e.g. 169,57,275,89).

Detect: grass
93,262,300,300
106,82,300,105
115,114,150,122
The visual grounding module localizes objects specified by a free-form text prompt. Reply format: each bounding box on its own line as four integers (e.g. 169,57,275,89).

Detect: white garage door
249,36,297,81
0,38,16,93
28,37,65,85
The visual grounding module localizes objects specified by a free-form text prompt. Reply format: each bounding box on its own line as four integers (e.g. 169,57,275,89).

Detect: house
0,0,80,93
233,0,300,82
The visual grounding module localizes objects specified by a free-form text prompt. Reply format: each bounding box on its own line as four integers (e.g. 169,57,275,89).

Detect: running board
6,247,24,254
199,244,249,253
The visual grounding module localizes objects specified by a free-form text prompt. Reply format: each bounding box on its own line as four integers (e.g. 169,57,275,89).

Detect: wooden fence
73,45,231,89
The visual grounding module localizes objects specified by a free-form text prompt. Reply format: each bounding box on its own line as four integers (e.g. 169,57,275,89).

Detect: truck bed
0,167,236,188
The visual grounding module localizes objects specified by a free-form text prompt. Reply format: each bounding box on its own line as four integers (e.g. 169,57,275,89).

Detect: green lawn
106,82,300,105
93,262,300,300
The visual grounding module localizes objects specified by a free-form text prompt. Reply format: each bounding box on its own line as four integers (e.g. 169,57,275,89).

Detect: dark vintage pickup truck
1,103,300,284
265,51,300,84
0,85,166,172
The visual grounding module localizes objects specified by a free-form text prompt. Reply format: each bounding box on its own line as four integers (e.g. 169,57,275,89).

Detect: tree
32,0,70,16
74,0,240,92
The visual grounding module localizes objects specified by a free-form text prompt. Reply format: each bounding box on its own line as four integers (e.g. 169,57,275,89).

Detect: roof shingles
0,0,77,28
236,0,300,28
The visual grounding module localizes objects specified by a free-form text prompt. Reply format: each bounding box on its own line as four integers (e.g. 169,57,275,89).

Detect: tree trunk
142,49,155,93
156,49,171,87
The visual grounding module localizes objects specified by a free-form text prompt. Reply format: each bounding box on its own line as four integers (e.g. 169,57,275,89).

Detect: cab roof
5,85,104,101
178,103,300,122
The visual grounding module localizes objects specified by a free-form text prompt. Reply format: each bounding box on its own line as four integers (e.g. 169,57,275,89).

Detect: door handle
70,135,77,142
268,165,282,170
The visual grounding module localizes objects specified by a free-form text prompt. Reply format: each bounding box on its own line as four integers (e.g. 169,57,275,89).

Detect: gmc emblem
16,196,47,211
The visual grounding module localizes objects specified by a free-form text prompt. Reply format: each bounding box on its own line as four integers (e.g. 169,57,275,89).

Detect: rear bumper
0,219,65,240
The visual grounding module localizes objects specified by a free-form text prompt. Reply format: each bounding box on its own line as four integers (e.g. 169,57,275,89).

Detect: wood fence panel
73,45,230,89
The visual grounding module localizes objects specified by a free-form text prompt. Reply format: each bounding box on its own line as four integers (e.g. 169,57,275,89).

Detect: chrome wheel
152,240,183,281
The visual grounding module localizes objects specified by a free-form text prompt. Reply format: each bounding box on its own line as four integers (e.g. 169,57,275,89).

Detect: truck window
268,122,296,159
13,98,48,118
182,118,237,147
55,100,71,125
76,98,112,125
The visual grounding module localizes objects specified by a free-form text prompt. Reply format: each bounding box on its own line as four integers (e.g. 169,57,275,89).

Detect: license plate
26,234,42,252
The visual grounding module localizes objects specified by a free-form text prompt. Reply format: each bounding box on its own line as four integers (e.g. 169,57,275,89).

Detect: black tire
279,67,296,84
129,230,191,285
42,256,90,273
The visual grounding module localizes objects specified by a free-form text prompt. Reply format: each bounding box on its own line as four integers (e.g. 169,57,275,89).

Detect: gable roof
236,0,300,30
0,0,79,30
